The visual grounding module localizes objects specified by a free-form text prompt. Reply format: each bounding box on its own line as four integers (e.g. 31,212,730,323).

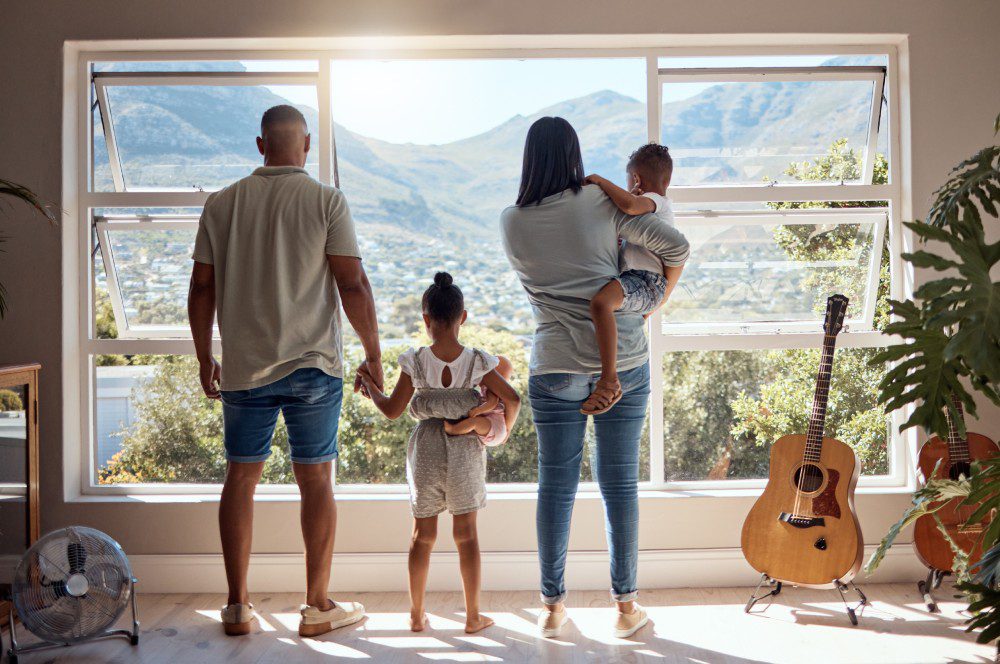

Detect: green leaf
864,473,966,575
926,144,1000,230
871,299,965,438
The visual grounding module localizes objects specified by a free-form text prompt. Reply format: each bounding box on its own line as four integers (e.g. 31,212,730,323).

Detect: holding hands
355,357,384,398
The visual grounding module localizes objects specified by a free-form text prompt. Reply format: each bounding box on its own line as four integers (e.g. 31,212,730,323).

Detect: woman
500,117,689,639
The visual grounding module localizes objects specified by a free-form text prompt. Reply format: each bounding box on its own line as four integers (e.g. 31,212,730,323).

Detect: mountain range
94,57,879,238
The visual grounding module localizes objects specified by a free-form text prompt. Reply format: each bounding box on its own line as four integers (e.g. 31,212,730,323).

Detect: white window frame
73,44,911,497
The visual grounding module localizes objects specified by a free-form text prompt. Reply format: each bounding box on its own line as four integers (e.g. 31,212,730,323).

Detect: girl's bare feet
410,611,427,632
464,613,495,633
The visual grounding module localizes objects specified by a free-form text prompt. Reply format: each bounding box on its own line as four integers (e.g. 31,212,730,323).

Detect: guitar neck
945,396,970,462
804,334,838,462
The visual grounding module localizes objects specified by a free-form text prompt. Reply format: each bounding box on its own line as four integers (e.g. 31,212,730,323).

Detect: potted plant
0,178,58,318
866,115,1000,651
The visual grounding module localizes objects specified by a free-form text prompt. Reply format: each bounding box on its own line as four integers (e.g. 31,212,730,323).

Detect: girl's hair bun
423,272,464,323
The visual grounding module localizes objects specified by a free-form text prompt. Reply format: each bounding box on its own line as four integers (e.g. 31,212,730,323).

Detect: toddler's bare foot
464,614,494,633
410,611,427,632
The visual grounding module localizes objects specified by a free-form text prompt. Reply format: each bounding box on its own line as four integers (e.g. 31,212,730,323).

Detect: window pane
662,347,890,482
95,355,296,485
93,341,580,487
0,384,27,484
662,79,878,186
101,84,318,191
329,58,649,483
331,58,646,341
103,224,197,332
662,214,883,333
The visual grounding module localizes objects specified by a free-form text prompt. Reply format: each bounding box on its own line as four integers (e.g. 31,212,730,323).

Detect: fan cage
13,526,133,644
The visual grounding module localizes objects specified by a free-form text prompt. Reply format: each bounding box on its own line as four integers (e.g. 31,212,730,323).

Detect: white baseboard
109,545,927,594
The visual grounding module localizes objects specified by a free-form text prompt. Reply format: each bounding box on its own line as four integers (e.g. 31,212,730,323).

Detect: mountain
94,60,877,238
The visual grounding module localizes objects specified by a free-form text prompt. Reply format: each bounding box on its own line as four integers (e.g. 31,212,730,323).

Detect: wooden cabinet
0,363,39,625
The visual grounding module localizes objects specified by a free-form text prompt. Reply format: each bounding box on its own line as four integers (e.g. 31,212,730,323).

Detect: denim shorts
616,269,668,314
220,368,343,464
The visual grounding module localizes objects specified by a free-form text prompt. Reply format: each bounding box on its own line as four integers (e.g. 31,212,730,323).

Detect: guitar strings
794,333,835,520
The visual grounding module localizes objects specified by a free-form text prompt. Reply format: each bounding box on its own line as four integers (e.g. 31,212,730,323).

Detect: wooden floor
2,583,993,663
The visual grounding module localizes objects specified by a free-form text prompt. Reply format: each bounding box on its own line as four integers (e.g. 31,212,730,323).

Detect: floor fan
3,526,139,663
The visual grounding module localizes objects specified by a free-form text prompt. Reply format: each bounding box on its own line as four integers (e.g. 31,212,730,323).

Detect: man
188,105,383,638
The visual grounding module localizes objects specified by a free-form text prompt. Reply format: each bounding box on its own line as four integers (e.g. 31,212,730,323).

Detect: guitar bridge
779,512,825,529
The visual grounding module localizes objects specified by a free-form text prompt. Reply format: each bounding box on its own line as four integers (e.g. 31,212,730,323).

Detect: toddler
581,143,686,415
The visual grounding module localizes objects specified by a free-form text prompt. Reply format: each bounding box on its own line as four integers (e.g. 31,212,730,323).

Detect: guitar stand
744,573,782,613
836,581,868,626
745,574,867,626
917,569,947,613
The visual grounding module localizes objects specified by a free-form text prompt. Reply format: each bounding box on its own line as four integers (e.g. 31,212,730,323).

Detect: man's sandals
580,379,622,416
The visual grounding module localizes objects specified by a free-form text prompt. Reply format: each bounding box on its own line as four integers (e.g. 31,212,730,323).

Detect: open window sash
95,214,207,339
659,208,887,337
92,70,320,193
657,66,887,187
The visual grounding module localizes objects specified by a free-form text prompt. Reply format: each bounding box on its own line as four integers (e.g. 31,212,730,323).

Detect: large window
78,48,905,493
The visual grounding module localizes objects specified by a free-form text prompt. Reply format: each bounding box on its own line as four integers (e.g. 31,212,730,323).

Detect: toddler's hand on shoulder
584,174,604,186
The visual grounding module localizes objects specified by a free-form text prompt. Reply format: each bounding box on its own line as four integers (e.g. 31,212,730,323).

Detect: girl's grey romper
403,347,497,518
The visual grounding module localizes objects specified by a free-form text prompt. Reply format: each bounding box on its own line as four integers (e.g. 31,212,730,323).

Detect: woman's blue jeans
528,362,650,605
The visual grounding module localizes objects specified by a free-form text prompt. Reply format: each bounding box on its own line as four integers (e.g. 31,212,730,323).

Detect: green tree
100,326,543,485
0,389,23,412
724,139,891,476
663,140,892,481
99,355,293,484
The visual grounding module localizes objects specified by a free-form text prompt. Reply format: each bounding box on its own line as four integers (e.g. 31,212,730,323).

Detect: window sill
69,482,915,504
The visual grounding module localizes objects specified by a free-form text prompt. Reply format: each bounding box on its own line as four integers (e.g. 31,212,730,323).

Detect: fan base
3,577,140,662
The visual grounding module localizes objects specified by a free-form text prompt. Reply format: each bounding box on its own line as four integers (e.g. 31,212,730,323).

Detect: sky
254,55,851,145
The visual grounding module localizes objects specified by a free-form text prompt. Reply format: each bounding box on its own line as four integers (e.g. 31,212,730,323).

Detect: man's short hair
260,105,307,135
627,143,673,184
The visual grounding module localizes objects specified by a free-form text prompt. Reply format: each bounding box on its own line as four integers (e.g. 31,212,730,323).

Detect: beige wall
1,0,999,559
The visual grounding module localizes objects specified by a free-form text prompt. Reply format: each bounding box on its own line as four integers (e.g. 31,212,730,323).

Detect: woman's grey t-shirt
500,184,689,376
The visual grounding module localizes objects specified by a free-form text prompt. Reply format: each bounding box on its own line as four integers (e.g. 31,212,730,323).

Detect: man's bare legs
583,279,625,415
220,461,265,606
454,511,494,633
293,461,337,609
409,516,438,631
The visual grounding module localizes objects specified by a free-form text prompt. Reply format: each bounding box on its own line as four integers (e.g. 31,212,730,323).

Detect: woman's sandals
580,379,622,416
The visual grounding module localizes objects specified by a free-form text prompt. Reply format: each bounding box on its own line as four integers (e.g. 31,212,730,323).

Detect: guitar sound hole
949,461,972,481
793,463,824,493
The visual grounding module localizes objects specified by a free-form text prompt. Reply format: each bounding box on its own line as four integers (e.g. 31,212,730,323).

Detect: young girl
359,272,521,634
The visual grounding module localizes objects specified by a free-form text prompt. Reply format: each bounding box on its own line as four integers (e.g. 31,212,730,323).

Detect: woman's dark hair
515,117,585,207
422,272,464,323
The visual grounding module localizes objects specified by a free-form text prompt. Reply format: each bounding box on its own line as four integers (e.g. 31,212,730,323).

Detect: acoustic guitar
741,294,864,588
913,398,998,573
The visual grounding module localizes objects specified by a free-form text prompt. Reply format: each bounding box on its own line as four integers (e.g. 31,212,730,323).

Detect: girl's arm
468,355,512,417
477,369,521,440
585,174,656,216
359,369,414,420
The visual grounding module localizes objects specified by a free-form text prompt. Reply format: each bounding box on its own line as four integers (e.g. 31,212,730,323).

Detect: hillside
95,60,877,238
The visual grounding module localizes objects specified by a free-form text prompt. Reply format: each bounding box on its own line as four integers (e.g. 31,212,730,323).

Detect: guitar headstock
823,294,849,336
